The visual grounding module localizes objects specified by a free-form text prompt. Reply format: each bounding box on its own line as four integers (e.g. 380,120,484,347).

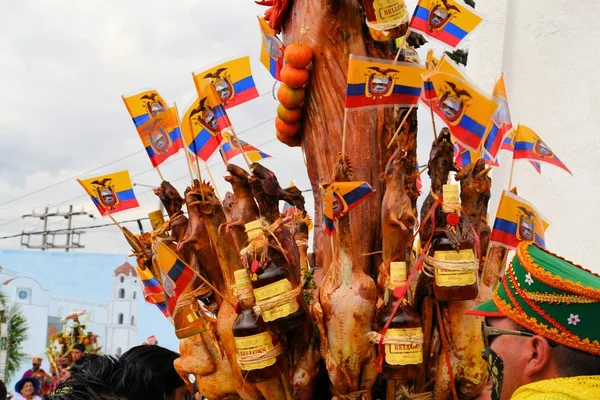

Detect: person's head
71,343,86,362
15,378,40,397
0,380,6,400
469,242,600,399
47,345,188,400
31,356,42,371
57,357,68,371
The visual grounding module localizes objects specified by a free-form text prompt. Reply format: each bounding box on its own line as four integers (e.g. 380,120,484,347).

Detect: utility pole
21,206,92,251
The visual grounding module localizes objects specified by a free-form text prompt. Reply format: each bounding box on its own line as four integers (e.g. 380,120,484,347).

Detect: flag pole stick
429,99,438,141
203,162,222,201
174,102,195,185
229,127,253,171
341,108,349,158
387,105,415,149
155,166,165,182
507,155,516,191
218,140,229,167
105,211,126,233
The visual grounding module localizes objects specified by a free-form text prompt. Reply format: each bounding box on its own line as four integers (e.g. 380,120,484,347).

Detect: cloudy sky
0,0,439,253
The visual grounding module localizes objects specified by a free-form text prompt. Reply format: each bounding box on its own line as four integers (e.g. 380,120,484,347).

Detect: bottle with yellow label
361,0,409,42
244,219,308,334
431,184,479,301
377,262,424,380
232,269,281,383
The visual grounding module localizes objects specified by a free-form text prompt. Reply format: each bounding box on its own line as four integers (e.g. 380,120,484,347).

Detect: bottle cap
244,219,262,233
234,269,251,288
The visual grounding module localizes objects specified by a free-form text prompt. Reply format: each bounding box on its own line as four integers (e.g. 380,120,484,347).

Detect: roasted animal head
186,180,221,216
427,128,457,184
249,162,284,220
383,147,409,185
224,163,250,186
456,158,492,195
222,191,234,211
153,181,184,215
282,186,306,212
333,153,353,182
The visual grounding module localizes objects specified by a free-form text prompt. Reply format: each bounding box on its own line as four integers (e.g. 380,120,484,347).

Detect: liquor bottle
431,184,479,301
232,269,281,383
244,220,308,334
361,0,409,42
377,261,424,380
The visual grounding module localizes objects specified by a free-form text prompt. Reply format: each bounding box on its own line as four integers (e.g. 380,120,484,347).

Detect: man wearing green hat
467,241,600,399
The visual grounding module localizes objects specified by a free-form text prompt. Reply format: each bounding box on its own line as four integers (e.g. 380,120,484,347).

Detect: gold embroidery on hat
517,242,600,301
523,291,598,304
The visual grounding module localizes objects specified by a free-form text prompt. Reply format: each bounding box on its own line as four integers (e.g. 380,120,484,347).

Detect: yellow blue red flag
500,130,542,174
136,265,169,318
155,241,196,316
453,142,499,168
513,124,571,175
409,0,482,48
193,56,259,110
491,191,550,249
219,132,271,163
122,89,167,127
321,181,374,235
181,84,233,162
78,170,139,216
422,70,498,150
136,106,183,167
346,55,425,110
422,54,462,101
483,75,513,161
258,17,285,81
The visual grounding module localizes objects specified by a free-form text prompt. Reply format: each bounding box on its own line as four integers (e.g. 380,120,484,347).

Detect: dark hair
552,345,600,377
505,318,600,377
72,343,86,353
46,345,184,400
0,380,6,400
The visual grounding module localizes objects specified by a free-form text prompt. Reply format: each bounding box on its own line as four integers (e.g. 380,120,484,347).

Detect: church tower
105,262,138,356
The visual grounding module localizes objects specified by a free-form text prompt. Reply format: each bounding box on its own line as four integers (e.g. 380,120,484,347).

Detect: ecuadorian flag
155,241,196,316
409,0,482,48
78,170,139,216
454,143,499,168
136,265,169,318
514,125,571,175
122,89,167,127
181,84,232,162
422,70,498,150
136,106,183,168
258,17,285,81
219,132,270,163
193,56,259,110
422,55,462,103
345,55,424,110
491,191,550,250
500,131,542,174
483,75,513,161
322,181,374,235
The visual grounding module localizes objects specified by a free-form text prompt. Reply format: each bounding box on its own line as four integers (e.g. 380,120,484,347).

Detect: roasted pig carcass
456,158,492,264
378,147,416,305
313,156,378,399
188,181,288,400
420,128,457,244
174,328,238,400
222,164,260,252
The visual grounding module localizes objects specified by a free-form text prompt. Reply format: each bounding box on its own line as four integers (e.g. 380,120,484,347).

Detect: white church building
1,261,138,361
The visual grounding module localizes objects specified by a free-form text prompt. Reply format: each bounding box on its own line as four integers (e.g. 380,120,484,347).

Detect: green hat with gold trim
468,241,600,354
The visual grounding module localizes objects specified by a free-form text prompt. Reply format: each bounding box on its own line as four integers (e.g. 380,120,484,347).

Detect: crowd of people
0,244,598,399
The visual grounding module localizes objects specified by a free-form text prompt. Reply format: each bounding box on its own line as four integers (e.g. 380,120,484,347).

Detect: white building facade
466,1,600,271
0,262,138,368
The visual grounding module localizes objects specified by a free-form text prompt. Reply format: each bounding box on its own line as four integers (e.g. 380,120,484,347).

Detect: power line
0,90,277,210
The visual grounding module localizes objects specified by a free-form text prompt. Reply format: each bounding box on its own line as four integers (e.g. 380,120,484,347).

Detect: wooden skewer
387,105,415,149
341,109,349,158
